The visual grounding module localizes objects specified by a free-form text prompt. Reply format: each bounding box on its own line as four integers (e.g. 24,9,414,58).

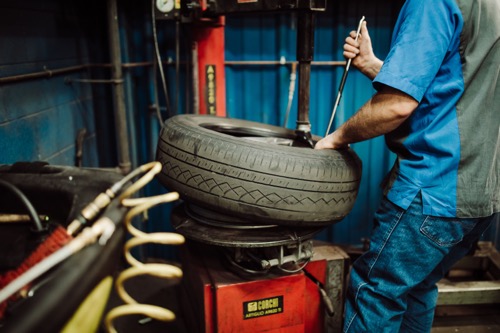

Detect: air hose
105,170,184,332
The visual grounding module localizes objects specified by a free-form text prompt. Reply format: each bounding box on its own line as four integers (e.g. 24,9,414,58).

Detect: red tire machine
171,206,350,333
156,1,350,332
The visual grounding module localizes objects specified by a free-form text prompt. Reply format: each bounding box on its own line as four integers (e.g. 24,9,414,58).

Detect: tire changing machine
171,204,349,333
155,1,352,332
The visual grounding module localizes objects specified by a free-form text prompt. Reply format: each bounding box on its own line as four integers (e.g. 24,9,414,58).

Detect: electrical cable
302,268,335,317
0,179,44,233
151,0,171,124
152,58,163,125
277,258,311,274
223,250,271,276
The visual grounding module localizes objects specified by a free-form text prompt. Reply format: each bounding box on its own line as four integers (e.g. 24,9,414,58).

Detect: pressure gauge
156,0,175,13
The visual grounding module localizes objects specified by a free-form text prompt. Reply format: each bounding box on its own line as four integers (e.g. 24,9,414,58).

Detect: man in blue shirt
316,0,499,331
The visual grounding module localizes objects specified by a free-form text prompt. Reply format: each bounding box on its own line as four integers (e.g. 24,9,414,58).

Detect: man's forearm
316,87,418,149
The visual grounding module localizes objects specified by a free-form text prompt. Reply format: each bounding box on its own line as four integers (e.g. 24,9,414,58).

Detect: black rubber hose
0,179,44,232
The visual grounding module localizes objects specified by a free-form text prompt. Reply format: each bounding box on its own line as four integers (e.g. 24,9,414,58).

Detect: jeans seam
345,209,404,332
367,210,404,278
344,283,366,332
344,282,366,333
343,311,358,333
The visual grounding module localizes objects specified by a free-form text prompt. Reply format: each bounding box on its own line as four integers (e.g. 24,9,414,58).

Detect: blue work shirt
374,0,499,218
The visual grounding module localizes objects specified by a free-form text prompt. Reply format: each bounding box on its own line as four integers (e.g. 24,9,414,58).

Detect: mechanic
315,0,499,331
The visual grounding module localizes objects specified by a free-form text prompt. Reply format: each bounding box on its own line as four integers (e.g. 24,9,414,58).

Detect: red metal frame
193,17,227,116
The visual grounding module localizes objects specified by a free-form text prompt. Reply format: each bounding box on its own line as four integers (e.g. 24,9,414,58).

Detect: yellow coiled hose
105,162,185,333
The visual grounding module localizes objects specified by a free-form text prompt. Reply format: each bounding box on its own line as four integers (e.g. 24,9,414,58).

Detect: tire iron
325,16,365,137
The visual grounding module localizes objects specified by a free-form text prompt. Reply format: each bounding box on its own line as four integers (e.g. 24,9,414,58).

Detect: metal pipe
175,20,180,115
225,60,346,66
107,0,131,174
0,63,154,85
297,62,311,128
192,41,200,114
65,78,124,84
296,11,315,131
0,65,86,84
0,60,346,86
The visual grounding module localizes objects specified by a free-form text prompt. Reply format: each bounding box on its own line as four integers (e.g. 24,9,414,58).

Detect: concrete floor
432,317,500,333
431,304,500,333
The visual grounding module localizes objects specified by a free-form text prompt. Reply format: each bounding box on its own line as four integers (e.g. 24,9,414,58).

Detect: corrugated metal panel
0,0,103,167
224,1,404,245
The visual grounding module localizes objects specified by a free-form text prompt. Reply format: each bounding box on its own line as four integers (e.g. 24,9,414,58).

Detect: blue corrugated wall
223,1,499,246
0,0,114,167
224,1,403,245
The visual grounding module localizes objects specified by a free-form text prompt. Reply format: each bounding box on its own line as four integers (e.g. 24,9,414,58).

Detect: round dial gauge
156,0,175,13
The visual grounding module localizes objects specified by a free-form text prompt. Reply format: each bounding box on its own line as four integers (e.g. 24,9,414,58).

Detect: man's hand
343,21,383,80
315,131,348,150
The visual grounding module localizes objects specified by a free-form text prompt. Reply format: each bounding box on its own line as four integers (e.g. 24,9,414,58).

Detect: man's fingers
360,21,369,40
314,138,331,150
344,43,360,54
345,36,359,48
343,51,356,59
344,38,360,60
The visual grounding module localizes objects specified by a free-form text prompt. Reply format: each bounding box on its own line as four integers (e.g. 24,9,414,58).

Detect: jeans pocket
420,216,478,247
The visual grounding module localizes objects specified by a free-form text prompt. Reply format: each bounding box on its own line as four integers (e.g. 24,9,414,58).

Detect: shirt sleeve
373,0,459,102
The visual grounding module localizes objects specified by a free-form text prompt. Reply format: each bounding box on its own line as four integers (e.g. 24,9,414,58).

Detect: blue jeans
343,193,496,333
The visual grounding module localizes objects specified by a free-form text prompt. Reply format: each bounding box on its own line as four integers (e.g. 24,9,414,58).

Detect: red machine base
179,240,349,333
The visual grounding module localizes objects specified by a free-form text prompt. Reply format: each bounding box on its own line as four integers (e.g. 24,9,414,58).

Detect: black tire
156,115,362,227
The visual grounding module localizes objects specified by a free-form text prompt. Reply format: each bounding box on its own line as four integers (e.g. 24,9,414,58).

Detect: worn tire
156,115,362,227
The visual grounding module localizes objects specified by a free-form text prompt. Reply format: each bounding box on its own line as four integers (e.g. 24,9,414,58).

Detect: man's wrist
360,58,383,80
331,130,348,149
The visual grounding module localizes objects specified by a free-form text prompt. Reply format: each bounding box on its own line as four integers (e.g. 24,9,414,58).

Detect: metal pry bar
325,16,365,137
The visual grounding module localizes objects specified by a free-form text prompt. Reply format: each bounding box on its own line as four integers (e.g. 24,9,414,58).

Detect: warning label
243,296,283,320
205,65,216,115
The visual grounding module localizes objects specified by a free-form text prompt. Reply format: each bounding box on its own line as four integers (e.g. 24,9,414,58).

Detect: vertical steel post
295,11,315,147
107,0,132,173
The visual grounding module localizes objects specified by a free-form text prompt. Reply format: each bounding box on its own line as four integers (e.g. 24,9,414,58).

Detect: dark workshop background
1,0,498,255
